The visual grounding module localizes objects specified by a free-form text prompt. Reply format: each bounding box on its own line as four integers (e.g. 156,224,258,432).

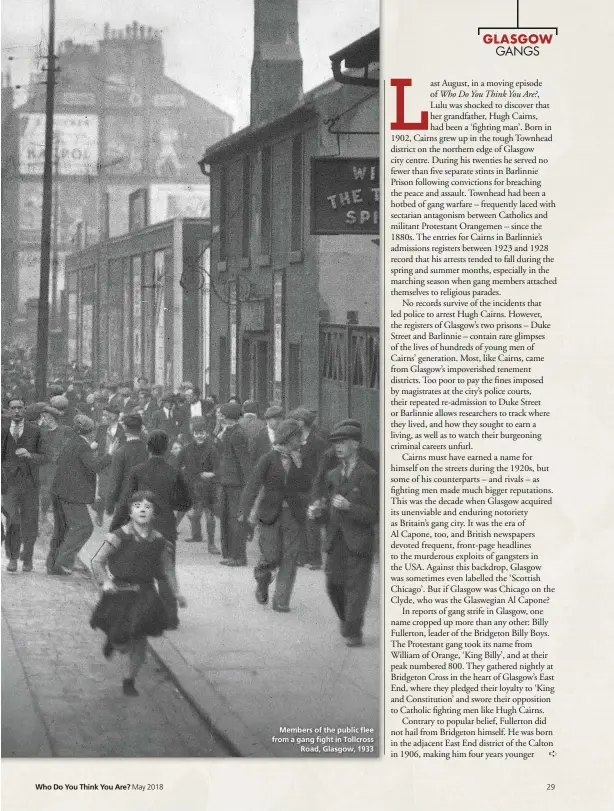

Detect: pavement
1,527,231,758
3,515,380,758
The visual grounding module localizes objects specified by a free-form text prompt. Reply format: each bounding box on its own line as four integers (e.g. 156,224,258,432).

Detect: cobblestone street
1,532,231,758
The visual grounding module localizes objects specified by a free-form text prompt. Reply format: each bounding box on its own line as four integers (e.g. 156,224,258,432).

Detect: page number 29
547,785,556,791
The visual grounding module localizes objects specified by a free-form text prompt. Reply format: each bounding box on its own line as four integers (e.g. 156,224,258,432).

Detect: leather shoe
6,560,17,573
48,566,72,576
184,537,203,543
272,603,291,613
208,545,221,555
255,581,269,605
225,558,246,567
345,636,364,648
22,562,33,573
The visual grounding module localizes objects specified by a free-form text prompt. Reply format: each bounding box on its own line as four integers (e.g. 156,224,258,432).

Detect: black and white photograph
1,0,380,759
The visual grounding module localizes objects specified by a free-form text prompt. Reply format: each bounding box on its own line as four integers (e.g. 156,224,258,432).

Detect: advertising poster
19,113,99,176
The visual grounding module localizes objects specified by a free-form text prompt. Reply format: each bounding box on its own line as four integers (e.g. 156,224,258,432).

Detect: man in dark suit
93,403,125,526
251,404,284,466
104,412,149,520
2,396,46,572
149,392,181,442
289,407,329,569
111,430,192,628
49,415,113,575
309,421,378,648
177,386,208,439
240,419,311,612
137,389,157,430
216,402,251,565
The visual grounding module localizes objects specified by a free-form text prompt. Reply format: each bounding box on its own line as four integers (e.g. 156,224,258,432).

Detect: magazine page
383,0,613,808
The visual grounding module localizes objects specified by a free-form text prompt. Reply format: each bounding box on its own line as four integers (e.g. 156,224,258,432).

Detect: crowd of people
2,370,379,695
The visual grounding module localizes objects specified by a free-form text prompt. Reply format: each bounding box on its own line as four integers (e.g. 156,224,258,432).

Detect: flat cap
25,402,46,421
220,402,242,420
264,405,284,420
328,422,362,443
288,407,315,426
160,391,176,403
41,404,63,418
49,395,69,410
74,414,95,435
122,412,143,431
242,400,259,415
274,418,302,446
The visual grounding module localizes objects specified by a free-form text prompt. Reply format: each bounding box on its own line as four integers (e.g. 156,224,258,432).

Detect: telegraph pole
35,0,56,399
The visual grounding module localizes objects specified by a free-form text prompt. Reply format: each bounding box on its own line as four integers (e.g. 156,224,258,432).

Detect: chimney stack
250,0,303,128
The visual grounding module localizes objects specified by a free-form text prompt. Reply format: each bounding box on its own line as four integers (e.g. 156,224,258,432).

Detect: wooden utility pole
35,0,56,399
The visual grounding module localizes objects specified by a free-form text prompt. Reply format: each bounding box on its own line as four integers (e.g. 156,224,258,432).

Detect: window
291,134,303,252
242,155,251,260
260,146,272,255
219,165,228,261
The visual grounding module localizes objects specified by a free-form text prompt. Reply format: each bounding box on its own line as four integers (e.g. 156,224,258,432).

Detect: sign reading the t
390,79,429,130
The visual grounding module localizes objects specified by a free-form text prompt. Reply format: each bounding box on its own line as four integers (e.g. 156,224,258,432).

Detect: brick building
201,1,379,447
64,213,209,389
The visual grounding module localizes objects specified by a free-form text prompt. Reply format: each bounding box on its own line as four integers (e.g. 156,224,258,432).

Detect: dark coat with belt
1,419,46,491
51,434,112,504
216,423,251,489
111,456,192,543
320,459,378,558
240,449,311,526
105,438,149,513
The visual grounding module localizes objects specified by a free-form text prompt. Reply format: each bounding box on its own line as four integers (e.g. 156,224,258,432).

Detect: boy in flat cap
216,402,251,565
288,406,328,569
240,419,311,612
252,404,284,466
308,421,378,647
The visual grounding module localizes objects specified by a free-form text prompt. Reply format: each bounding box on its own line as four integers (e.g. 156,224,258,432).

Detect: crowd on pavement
2,348,379,696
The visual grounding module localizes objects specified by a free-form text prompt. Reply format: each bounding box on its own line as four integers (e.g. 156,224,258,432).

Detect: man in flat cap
289,407,328,569
149,391,181,442
252,404,284,466
38,403,74,523
240,419,311,612
104,412,149,522
216,402,251,565
309,421,378,647
49,394,75,428
49,415,113,575
177,416,220,551
93,402,125,526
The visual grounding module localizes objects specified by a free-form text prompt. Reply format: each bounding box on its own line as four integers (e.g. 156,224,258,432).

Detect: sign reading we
311,157,379,235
